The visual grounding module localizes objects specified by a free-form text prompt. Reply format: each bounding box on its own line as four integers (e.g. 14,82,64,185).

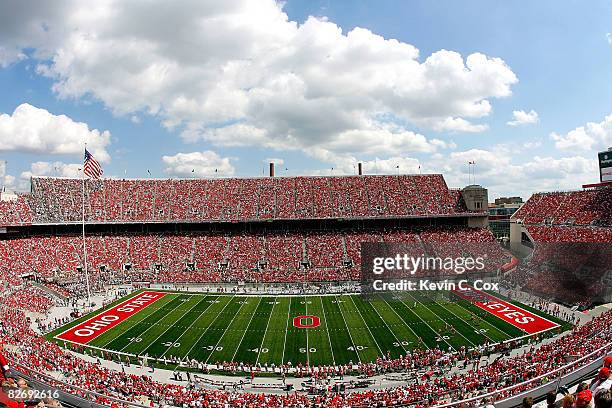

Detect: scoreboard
599,150,612,182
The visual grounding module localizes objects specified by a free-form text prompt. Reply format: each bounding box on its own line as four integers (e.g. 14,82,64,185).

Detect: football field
51,290,565,367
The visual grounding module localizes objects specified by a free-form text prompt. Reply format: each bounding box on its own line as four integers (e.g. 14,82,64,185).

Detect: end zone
453,287,560,335
56,291,167,345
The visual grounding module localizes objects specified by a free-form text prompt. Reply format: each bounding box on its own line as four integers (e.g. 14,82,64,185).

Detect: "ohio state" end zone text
56,291,167,345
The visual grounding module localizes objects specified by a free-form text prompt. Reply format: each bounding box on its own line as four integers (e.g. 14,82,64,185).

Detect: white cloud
20,161,82,179
522,141,542,150
430,147,598,198
0,103,111,162
356,157,421,175
507,109,539,127
304,145,422,176
162,151,235,177
0,0,518,158
429,117,488,133
550,113,612,152
607,33,612,44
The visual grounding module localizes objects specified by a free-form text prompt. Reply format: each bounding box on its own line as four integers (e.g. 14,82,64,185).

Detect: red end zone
453,287,559,334
56,291,167,345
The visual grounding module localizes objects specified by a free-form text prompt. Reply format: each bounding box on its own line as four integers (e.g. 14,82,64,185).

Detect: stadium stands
505,187,612,305
513,188,612,227
0,226,503,293
0,176,609,408
0,195,32,226
0,175,485,226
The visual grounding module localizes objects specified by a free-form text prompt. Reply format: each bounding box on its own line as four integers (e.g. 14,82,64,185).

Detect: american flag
84,149,103,179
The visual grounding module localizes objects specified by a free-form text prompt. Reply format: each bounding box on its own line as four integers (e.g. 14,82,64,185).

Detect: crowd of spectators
504,188,612,307
0,195,32,226
513,188,612,227
0,286,53,314
0,179,608,406
0,226,503,296
5,175,483,226
526,225,612,242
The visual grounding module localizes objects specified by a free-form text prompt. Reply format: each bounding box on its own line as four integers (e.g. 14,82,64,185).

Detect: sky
1,0,612,199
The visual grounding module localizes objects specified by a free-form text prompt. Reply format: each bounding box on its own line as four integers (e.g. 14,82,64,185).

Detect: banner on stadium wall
599,150,612,182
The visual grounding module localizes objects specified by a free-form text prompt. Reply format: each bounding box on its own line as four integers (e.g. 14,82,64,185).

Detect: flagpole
82,147,92,307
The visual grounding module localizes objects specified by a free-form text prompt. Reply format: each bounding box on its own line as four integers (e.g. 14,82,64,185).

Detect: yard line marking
318,296,336,366
256,296,277,366
334,295,361,364
204,298,249,364
116,294,191,353
396,294,455,351
431,291,500,343
281,297,292,365
366,297,409,355
182,295,235,362
231,297,263,362
406,292,475,348
434,295,494,344
158,295,219,359
449,292,516,338
138,295,204,357
98,294,189,348
347,295,384,358
379,294,429,350
304,295,310,364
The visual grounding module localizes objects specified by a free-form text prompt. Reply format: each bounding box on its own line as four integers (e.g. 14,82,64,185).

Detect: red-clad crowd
0,174,479,227
513,188,612,226
0,226,504,297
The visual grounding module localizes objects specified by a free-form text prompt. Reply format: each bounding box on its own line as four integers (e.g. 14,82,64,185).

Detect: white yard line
256,297,277,366
281,298,292,365
139,295,203,357
447,292,517,338
204,298,249,364
334,295,361,364
318,296,336,366
158,296,219,359
231,297,263,362
117,294,192,353
347,295,384,358
304,295,310,364
181,296,235,361
367,297,410,355
396,295,455,351
379,294,430,350
406,292,475,348
433,293,497,343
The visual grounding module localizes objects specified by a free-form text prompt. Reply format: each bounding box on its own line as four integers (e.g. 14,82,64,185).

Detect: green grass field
51,290,568,367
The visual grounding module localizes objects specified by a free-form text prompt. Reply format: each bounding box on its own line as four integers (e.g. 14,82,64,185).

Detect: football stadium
0,170,609,408
0,2,611,408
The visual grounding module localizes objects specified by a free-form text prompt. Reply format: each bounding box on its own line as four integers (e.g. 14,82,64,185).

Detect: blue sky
0,0,611,199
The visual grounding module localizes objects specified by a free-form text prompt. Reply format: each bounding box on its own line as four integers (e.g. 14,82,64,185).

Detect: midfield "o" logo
293,315,320,329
